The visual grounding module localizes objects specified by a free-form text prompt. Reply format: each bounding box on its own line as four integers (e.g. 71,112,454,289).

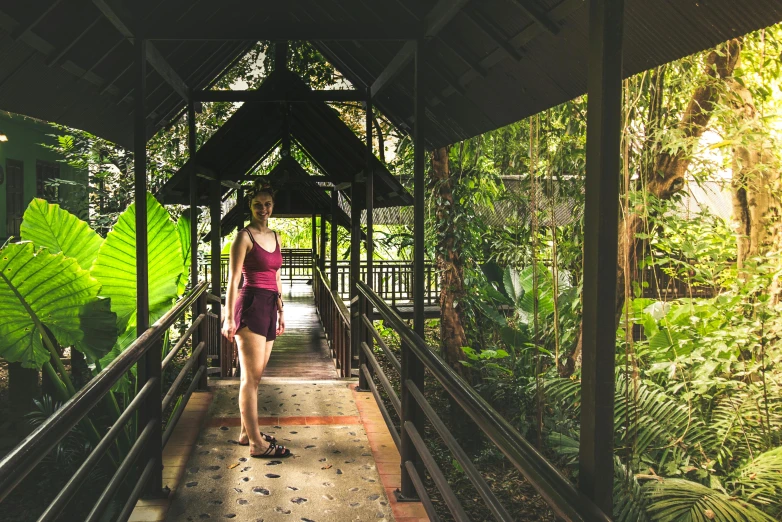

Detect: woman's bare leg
236,327,269,454
238,338,275,444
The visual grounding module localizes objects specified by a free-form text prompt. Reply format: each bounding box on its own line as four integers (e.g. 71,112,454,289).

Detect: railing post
197,290,209,390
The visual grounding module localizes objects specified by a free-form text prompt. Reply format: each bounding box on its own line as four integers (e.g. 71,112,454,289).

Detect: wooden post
358,88,374,391
133,24,164,498
320,213,327,273
188,102,198,290
197,291,208,390
210,180,221,311
398,37,426,502
330,190,339,293
579,0,623,514
349,180,362,379
311,213,317,267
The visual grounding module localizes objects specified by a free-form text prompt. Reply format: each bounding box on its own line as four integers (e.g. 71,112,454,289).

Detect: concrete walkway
130,285,428,522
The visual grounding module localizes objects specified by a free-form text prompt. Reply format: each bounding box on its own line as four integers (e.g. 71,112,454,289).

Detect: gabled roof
211,156,355,240
157,71,411,208
0,1,779,149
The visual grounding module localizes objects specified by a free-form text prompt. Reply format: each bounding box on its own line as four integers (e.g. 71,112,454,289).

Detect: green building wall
0,111,87,241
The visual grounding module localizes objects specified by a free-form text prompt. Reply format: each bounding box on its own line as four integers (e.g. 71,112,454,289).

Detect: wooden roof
0,0,780,149
156,71,411,209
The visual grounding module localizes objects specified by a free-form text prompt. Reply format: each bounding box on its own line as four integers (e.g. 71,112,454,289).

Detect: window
36,160,60,202
5,159,24,238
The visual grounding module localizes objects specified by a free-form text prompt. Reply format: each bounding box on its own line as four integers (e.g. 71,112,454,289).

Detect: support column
210,181,222,309
579,0,623,515
311,213,317,265
349,181,362,378
330,190,339,293
359,88,374,391
319,213,327,273
188,102,198,290
133,27,164,499
398,37,426,502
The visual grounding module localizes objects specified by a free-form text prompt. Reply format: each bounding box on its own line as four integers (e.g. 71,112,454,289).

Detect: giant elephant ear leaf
176,212,192,295
76,297,118,362
20,198,103,271
0,242,101,368
91,193,184,334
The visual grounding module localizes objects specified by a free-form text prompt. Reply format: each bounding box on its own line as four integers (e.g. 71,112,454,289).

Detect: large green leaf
0,242,101,368
91,193,184,334
76,297,118,362
20,198,103,271
176,213,192,295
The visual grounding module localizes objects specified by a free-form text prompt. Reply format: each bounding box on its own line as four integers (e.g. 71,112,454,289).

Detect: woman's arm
221,232,249,338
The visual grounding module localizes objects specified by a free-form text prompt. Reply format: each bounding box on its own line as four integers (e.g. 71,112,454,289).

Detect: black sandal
250,443,292,459
237,431,277,446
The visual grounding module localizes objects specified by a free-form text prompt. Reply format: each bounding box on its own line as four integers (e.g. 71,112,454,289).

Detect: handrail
315,266,349,324
356,280,611,522
0,280,211,515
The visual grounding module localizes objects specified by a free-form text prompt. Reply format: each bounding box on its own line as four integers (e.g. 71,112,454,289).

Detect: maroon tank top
241,228,282,291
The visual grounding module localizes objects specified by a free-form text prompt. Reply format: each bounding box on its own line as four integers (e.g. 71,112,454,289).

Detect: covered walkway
129,285,427,522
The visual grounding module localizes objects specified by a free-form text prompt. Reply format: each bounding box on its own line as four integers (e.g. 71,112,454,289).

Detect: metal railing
313,265,352,378
0,281,218,522
355,280,611,522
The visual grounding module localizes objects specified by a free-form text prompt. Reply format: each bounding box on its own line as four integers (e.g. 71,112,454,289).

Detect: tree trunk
431,146,470,377
726,77,782,292
563,39,742,376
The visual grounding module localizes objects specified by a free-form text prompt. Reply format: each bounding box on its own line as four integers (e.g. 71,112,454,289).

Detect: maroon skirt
234,287,278,340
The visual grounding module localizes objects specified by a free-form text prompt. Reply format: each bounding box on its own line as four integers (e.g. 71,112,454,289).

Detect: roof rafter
92,0,190,101
144,22,417,41
370,0,472,98
192,89,364,103
509,0,560,35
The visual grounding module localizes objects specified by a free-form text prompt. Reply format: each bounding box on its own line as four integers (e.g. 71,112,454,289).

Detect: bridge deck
129,286,428,522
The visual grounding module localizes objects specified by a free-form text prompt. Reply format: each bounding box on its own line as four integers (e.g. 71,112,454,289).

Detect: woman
221,180,291,458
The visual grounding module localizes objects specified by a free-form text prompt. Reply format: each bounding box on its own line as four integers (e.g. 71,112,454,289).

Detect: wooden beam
92,0,190,101
579,0,623,514
195,169,241,190
145,22,417,41
371,0,471,97
46,14,103,67
11,0,65,40
465,9,524,61
192,89,365,103
510,0,560,35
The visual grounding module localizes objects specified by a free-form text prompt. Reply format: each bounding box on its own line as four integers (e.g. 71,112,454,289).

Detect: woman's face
250,192,274,222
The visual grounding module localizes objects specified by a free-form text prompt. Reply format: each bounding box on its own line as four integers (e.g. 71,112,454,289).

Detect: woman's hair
246,178,275,207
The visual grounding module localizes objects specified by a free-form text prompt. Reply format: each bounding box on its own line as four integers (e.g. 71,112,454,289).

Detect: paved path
129,286,428,522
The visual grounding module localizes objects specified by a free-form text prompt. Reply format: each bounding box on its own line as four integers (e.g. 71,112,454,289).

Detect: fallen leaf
321,464,333,470
228,462,240,469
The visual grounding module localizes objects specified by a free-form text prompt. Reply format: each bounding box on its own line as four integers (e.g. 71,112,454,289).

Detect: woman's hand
276,312,285,336
221,316,236,340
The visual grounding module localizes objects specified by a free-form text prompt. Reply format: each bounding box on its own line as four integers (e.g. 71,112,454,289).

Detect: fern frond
729,447,782,517
644,477,775,522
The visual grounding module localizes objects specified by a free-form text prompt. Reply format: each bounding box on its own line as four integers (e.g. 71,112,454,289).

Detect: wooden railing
332,260,439,306
0,282,219,522
204,252,441,306
313,266,352,378
354,281,611,522
203,248,314,288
